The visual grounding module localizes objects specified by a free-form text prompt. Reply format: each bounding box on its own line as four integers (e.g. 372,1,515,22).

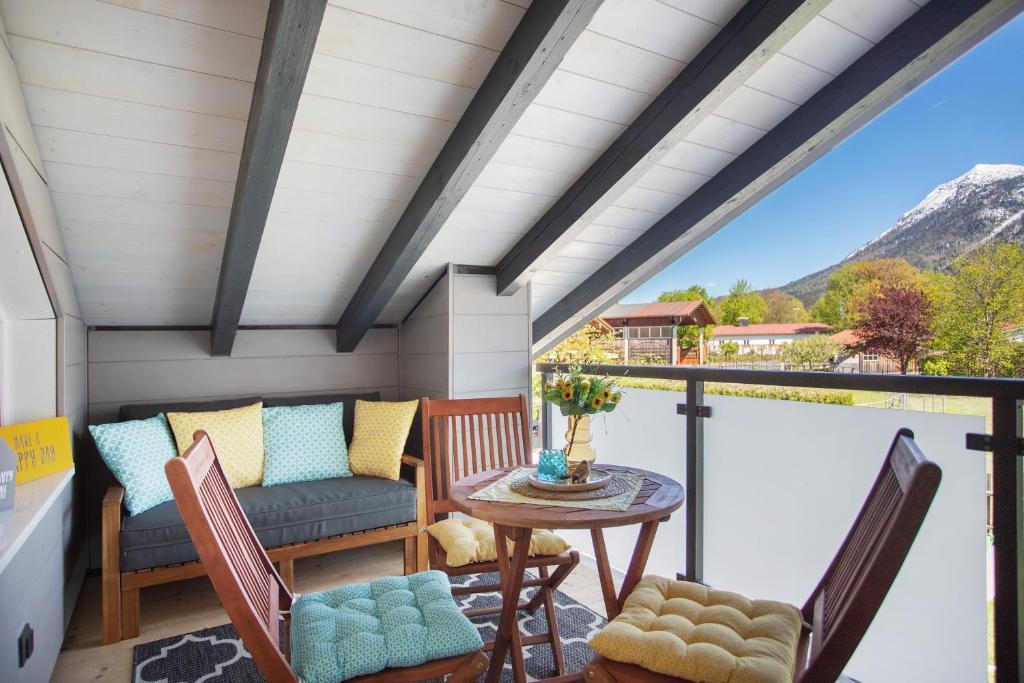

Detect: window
863,353,880,361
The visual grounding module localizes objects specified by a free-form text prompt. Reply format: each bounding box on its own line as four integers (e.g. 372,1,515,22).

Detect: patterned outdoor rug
131,572,606,682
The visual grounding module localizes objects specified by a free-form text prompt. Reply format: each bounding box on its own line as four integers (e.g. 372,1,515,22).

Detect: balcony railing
536,362,1024,683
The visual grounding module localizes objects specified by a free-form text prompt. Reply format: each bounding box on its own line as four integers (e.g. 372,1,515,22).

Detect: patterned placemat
469,467,645,512
509,474,632,501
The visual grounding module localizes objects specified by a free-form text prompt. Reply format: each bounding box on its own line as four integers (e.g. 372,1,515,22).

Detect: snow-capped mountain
782,163,1024,305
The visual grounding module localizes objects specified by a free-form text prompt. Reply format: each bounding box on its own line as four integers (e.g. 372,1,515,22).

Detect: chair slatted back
797,428,941,683
165,431,296,683
420,395,532,522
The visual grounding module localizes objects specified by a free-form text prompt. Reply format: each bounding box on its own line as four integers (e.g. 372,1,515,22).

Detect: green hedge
608,377,854,405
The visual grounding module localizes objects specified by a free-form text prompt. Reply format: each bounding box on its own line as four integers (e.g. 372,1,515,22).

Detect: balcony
538,362,1024,682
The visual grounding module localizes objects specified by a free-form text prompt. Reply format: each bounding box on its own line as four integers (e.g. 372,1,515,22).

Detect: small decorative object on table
536,449,569,483
543,364,622,479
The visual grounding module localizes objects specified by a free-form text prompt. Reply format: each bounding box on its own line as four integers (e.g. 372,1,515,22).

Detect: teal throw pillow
262,402,351,486
89,414,178,516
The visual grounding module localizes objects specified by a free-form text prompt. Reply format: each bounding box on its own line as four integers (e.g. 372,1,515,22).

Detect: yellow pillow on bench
348,399,418,480
166,402,265,488
428,517,570,567
588,575,802,683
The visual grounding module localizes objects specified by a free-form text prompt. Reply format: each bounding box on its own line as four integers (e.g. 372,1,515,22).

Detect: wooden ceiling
0,0,1015,354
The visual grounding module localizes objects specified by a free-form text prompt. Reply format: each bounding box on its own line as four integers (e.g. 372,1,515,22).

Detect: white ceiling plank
658,140,737,176
52,193,229,230
511,104,626,151
62,220,223,253
328,0,525,50
45,163,236,207
9,36,253,119
744,52,835,106
440,205,541,235
557,240,623,261
533,70,654,126
780,15,875,76
35,127,241,181
277,161,421,202
1,0,262,82
475,161,576,197
269,188,408,224
283,130,436,177
99,0,271,39
576,222,645,247
715,85,800,130
559,30,685,96
293,94,455,152
821,0,920,43
592,205,666,231
636,164,710,196
685,114,767,155
23,86,246,153
493,134,602,175
317,5,500,89
304,53,475,122
587,0,720,62
615,186,686,214
458,185,557,216
654,0,746,27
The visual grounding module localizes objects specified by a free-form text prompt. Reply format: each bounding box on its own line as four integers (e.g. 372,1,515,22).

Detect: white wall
400,270,449,401
450,269,531,402
0,7,87,633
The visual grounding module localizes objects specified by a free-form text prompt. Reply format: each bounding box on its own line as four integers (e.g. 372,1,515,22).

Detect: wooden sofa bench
98,393,428,644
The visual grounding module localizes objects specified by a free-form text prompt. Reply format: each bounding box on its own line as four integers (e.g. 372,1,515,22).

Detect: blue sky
624,13,1024,302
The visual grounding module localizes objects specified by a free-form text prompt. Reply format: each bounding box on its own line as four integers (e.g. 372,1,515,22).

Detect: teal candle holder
537,449,569,482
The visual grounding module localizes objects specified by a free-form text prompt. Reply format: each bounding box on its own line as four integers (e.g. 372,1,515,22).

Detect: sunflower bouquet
544,365,621,417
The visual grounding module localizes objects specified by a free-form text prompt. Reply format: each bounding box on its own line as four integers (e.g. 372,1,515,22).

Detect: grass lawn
849,390,991,431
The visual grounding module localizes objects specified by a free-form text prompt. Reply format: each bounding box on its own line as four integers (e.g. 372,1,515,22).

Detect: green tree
931,243,1024,377
782,335,844,370
762,289,809,323
718,279,768,325
657,285,710,303
720,341,739,360
539,324,616,365
810,258,925,329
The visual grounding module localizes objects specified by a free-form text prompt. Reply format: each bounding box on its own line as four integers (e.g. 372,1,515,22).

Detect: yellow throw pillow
348,399,419,480
166,402,265,488
428,517,570,567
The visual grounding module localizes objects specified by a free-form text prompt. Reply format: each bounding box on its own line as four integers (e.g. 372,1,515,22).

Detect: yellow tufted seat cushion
427,517,570,567
588,575,802,683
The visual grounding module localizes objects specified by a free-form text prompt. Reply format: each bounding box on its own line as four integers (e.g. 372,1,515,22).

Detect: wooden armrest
401,454,423,468
103,482,125,509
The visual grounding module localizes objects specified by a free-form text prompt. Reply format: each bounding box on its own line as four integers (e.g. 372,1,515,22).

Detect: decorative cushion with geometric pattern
290,570,483,682
166,402,265,488
348,400,418,480
588,575,803,683
89,414,179,516
261,402,351,487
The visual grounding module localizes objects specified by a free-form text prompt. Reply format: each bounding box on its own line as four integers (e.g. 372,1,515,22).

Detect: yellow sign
0,416,73,484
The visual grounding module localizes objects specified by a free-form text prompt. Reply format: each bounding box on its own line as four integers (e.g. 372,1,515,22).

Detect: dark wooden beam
209,0,327,356
534,0,1022,351
496,0,821,296
334,0,603,352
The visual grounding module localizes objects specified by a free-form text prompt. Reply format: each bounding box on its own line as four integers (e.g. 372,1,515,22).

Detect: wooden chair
165,431,487,683
421,395,581,676
584,428,942,683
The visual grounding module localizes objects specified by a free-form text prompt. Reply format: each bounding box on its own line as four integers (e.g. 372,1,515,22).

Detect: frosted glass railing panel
549,388,687,578
548,389,987,682
702,395,986,682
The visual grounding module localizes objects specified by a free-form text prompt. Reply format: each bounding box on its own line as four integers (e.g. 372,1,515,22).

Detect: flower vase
564,414,596,476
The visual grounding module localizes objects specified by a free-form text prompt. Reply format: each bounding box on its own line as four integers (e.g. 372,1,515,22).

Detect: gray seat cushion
120,475,416,572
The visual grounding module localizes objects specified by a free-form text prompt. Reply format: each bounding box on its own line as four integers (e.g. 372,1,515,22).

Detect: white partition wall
550,388,987,682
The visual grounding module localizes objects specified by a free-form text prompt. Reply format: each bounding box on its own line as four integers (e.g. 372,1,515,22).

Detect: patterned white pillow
262,402,350,486
90,414,178,516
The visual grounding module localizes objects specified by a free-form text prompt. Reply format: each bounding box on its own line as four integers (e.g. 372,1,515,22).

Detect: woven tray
509,473,632,501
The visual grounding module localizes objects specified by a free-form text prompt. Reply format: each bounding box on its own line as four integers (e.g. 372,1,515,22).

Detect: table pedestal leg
487,524,532,683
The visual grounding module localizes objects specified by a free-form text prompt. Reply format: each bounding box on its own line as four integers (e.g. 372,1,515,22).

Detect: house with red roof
708,319,832,356
597,301,716,365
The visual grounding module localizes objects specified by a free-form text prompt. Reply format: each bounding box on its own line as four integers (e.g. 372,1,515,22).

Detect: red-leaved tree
857,286,933,374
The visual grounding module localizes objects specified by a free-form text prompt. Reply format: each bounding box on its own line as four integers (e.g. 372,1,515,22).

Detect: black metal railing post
992,398,1024,683
678,379,709,584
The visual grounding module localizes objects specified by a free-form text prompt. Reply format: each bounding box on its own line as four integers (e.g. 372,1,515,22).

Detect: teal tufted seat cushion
290,570,483,682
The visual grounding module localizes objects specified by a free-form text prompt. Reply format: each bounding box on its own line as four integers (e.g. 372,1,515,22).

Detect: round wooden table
449,464,684,683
